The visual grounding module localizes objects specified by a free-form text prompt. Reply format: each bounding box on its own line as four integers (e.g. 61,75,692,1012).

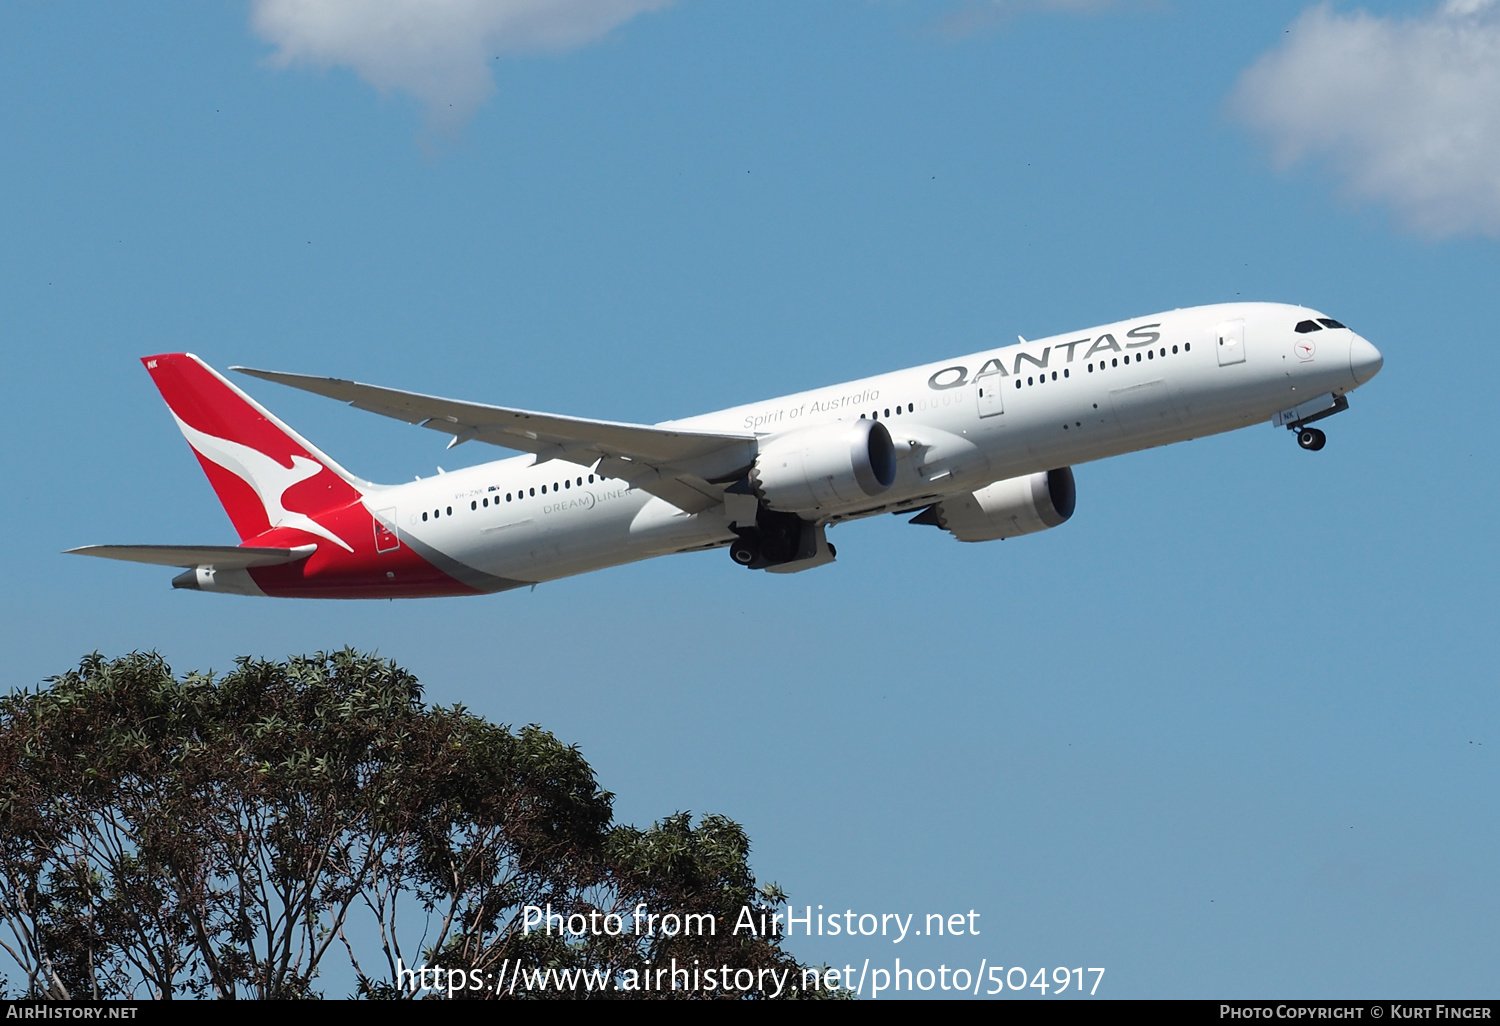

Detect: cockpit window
1295,320,1322,333
1317,318,1346,330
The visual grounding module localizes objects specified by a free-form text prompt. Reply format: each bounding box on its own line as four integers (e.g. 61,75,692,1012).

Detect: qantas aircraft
68,302,1382,598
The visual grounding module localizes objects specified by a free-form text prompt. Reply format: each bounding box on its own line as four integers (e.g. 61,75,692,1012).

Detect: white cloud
251,0,675,131
1231,0,1500,239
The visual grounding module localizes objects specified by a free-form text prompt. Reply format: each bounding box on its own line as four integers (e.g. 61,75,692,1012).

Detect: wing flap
634,474,724,515
66,544,317,569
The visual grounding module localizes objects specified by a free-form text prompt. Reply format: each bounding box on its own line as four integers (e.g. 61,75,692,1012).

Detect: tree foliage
0,651,819,999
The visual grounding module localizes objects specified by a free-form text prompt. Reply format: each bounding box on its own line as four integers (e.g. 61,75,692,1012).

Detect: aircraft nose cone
1350,334,1383,386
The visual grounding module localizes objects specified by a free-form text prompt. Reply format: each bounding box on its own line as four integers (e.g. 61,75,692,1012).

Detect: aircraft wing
231,368,757,515
65,544,316,568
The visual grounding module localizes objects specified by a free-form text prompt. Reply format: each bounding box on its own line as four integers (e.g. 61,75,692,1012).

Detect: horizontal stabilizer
65,544,316,569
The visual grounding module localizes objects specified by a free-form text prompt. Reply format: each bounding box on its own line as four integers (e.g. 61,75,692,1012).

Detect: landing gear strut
1281,394,1349,452
1297,427,1326,451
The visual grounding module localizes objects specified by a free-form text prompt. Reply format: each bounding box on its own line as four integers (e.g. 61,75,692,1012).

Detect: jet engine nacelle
751,419,898,515
912,467,1076,542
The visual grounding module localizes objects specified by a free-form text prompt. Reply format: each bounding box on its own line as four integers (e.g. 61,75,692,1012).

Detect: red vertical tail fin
142,353,366,549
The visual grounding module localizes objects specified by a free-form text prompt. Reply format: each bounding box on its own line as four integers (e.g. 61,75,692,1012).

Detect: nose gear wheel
1297,427,1326,451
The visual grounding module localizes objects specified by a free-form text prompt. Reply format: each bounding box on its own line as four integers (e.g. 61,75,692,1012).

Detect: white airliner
69,302,1382,598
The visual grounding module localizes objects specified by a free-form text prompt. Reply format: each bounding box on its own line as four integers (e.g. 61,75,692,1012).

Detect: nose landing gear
1277,393,1349,452
1297,427,1327,451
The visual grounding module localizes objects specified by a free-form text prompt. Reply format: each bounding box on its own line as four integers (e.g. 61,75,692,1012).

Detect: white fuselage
365,302,1380,589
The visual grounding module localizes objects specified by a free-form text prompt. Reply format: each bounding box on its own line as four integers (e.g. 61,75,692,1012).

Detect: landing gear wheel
1297,427,1327,451
729,538,758,566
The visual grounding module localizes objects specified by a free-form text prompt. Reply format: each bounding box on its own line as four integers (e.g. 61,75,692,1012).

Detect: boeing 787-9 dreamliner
69,303,1383,598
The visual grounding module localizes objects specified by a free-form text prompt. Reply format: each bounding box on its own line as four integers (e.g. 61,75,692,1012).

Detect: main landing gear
728,507,835,571
1296,427,1326,451
730,537,758,566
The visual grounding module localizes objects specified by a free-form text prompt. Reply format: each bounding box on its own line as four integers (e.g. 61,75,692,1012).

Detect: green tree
0,650,827,1000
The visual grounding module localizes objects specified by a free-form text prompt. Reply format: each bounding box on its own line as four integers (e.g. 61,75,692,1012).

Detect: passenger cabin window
1295,320,1322,333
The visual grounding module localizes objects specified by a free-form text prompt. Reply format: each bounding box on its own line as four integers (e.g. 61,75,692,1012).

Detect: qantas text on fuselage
69,302,1383,597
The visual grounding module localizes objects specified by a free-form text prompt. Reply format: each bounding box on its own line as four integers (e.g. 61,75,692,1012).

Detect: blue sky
3,0,1498,998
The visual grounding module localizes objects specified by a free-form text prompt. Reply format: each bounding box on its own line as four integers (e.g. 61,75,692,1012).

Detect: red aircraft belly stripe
243,510,482,598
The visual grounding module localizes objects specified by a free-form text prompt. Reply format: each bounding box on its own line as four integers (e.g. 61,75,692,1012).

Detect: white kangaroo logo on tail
172,414,356,552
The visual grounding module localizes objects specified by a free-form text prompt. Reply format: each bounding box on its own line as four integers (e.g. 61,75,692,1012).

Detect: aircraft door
976,375,1005,418
1217,319,1246,366
373,508,401,552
